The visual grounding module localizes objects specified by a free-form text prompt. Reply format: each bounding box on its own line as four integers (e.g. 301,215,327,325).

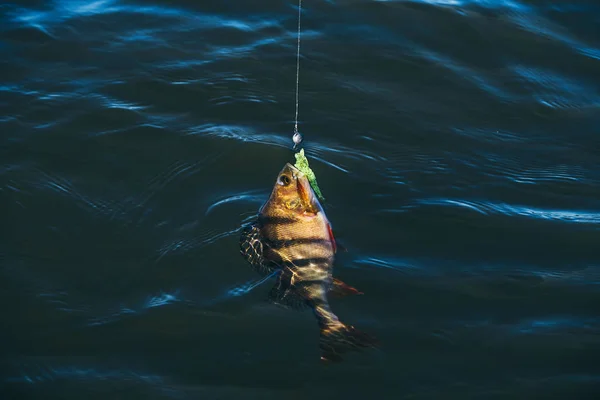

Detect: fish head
260,163,321,217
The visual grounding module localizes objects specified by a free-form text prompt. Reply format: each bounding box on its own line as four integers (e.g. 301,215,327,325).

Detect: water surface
2,0,600,398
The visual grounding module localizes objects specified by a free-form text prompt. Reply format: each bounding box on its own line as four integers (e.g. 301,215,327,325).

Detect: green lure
294,148,325,201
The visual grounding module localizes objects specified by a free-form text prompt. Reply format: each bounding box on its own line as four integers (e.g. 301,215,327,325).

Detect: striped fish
240,162,377,362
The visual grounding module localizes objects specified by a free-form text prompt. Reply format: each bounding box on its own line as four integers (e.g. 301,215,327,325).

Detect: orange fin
326,223,337,253
330,278,363,297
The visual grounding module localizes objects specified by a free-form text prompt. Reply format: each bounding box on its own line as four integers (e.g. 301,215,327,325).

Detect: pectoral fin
239,222,278,276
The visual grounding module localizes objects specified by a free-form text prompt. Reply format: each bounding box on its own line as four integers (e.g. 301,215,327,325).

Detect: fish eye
278,174,291,186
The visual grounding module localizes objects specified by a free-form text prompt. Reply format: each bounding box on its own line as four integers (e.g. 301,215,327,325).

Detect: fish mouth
282,162,302,175
280,163,306,183
278,162,317,213
296,172,318,214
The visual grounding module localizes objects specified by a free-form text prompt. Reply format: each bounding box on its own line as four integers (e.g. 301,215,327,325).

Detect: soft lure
294,148,325,202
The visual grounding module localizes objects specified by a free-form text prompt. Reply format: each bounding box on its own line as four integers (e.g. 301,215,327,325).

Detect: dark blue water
2,0,600,398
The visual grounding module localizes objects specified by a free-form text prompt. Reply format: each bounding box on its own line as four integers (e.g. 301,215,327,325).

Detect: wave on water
2,0,600,396
18,151,221,223
510,65,600,110
4,362,179,398
5,364,165,384
512,316,600,335
86,271,277,327
416,198,600,224
351,252,600,287
155,225,244,262
204,190,267,216
9,0,279,30
353,256,428,275
186,124,290,148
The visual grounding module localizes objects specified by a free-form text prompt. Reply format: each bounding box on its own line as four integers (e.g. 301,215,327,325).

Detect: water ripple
414,46,514,101
205,190,266,216
155,225,243,263
207,37,283,60
85,290,183,327
417,198,600,224
514,317,600,335
376,0,600,62
5,363,170,392
353,256,430,275
32,169,119,216
92,93,149,111
2,0,599,391
23,152,221,225
480,158,593,185
9,0,285,38
451,127,532,144
86,274,275,327
129,156,220,212
508,8,600,61
390,0,530,10
145,291,180,309
511,65,600,110
186,124,290,149
350,254,600,287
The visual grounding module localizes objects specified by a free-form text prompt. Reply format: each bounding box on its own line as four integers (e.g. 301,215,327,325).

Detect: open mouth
297,176,316,213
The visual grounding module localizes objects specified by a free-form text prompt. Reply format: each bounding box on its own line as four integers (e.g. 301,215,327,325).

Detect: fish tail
309,292,377,362
318,321,378,362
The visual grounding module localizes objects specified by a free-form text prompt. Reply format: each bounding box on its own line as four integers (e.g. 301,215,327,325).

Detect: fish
239,162,378,362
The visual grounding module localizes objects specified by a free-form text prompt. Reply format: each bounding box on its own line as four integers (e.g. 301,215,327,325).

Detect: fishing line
293,0,302,142
289,0,325,200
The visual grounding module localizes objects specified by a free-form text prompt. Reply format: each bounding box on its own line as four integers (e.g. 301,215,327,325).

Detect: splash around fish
239,151,378,362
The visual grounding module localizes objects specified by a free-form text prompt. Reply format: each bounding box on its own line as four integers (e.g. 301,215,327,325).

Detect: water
2,0,599,398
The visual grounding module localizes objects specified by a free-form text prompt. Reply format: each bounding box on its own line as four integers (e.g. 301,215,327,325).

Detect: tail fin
319,322,378,362
330,278,363,297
